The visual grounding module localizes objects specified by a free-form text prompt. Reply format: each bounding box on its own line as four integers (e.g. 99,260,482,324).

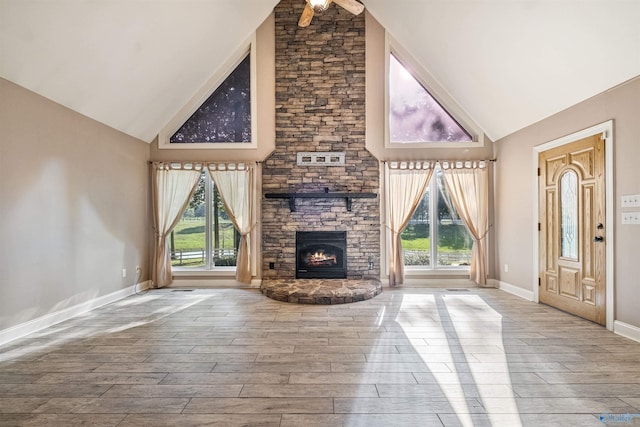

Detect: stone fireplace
261,0,380,281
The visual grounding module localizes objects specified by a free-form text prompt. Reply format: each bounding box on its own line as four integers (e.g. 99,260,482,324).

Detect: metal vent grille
297,152,345,166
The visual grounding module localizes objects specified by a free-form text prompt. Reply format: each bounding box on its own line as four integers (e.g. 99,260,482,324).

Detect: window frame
158,35,258,150
385,34,484,149
403,166,472,272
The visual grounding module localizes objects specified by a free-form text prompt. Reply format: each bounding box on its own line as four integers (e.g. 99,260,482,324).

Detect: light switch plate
622,212,640,225
621,194,640,208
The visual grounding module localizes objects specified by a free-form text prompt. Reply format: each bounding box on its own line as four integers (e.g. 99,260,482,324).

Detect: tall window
401,167,473,268
170,171,240,269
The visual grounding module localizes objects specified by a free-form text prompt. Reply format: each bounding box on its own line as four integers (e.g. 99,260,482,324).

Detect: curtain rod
148,159,496,165
147,160,260,164
382,158,496,164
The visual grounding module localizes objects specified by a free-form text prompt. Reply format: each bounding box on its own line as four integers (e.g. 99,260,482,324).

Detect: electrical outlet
136,266,141,273
622,194,640,208
622,212,640,225
504,264,509,273
121,268,127,278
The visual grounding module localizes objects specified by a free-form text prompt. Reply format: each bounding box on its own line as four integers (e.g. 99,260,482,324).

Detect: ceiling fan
298,0,365,27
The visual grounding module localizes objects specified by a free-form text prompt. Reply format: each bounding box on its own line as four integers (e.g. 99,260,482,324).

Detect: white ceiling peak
363,0,640,140
1,0,639,142
0,0,280,142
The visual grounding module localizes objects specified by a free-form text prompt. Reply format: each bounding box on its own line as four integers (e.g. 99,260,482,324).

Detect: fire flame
305,250,337,266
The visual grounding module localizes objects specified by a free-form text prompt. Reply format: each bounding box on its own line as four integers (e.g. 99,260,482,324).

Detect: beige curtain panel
207,163,256,284
385,161,436,286
441,161,490,286
151,162,203,288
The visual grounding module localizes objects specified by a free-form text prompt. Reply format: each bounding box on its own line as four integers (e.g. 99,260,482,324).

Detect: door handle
593,236,604,243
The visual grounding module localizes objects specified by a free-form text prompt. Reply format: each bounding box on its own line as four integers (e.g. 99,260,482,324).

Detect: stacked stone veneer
261,0,380,280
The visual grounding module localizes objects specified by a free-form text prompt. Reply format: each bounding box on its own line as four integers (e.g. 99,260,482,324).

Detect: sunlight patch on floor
391,292,524,426
0,293,213,362
444,293,522,426
397,293,476,426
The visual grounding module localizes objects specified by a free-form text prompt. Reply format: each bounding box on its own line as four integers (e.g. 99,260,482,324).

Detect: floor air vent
446,288,470,292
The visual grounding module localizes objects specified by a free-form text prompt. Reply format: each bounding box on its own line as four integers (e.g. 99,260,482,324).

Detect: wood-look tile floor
1,287,640,426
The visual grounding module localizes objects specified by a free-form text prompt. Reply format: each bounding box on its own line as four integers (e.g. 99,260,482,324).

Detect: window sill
404,267,469,277
172,267,236,278
386,141,484,149
401,268,474,288
158,142,257,150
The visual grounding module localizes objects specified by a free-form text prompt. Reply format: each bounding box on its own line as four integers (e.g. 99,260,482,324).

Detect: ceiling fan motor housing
299,0,364,28
310,0,331,12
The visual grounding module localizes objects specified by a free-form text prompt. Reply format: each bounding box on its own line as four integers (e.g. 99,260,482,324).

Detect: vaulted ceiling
1,0,638,143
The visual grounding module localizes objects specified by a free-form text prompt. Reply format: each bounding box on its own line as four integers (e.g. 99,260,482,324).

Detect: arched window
560,170,579,259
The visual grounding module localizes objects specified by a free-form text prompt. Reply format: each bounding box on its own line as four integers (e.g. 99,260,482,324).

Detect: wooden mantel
264,191,377,212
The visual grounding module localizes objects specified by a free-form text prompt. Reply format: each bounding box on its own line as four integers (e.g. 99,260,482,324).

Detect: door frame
532,120,614,330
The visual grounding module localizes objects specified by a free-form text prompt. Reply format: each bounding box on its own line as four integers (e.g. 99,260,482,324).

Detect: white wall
494,76,640,328
0,78,150,332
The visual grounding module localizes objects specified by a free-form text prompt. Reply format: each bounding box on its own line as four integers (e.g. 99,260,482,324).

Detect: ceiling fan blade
333,0,365,15
298,3,315,27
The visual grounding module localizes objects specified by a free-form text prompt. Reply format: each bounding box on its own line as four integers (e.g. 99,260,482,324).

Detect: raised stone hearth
261,279,382,304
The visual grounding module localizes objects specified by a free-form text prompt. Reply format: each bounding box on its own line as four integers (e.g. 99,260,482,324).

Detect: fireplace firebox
296,231,347,279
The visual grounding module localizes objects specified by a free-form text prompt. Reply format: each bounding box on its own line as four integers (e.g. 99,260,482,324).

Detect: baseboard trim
493,279,535,301
0,280,151,347
614,320,640,343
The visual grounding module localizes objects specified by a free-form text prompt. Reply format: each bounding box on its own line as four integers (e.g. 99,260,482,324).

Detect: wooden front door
539,134,606,325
